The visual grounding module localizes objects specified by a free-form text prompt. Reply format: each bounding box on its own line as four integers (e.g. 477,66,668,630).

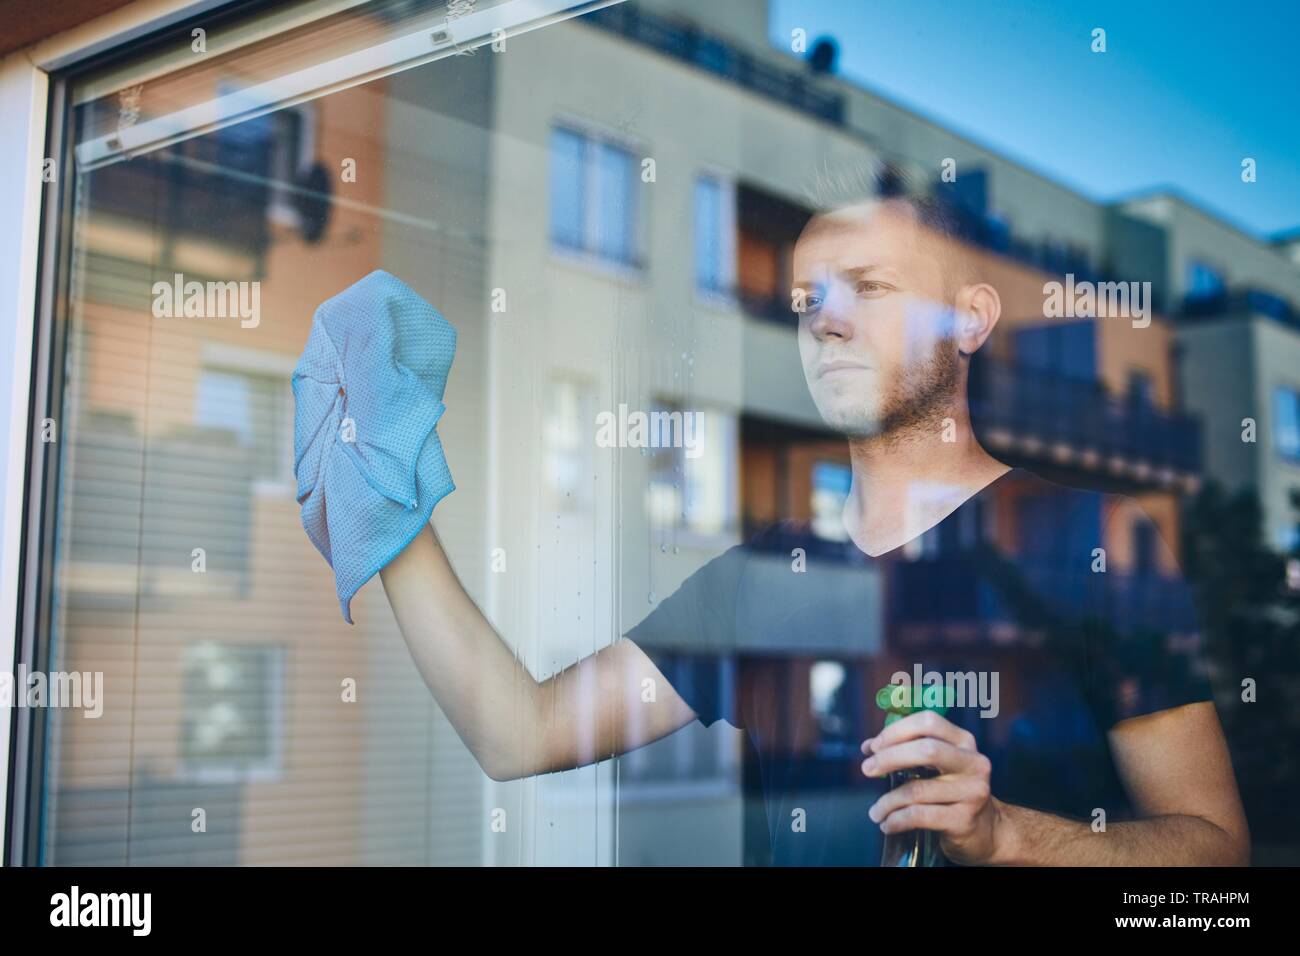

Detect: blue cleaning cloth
291,270,456,623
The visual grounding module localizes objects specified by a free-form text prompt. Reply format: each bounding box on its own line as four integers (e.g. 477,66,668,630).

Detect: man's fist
862,708,1006,865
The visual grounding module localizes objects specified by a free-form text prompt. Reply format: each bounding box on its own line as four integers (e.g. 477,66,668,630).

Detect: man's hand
860,701,1249,866
861,709,1006,865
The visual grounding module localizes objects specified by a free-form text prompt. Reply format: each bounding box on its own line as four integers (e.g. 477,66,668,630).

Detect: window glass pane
1185,259,1226,300
592,140,634,262
647,404,737,537
28,0,1266,873
47,0,657,869
811,460,850,541
694,176,721,291
1275,388,1300,460
180,643,284,781
549,126,585,250
682,410,735,535
195,371,254,445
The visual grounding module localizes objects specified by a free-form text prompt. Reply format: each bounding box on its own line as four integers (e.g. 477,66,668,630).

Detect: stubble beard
818,338,962,444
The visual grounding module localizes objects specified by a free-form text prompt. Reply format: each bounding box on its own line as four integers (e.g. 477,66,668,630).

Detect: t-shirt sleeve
625,545,746,729
1085,495,1217,729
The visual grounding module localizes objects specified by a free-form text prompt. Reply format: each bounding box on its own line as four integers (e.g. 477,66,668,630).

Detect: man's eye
793,290,822,314
856,280,888,296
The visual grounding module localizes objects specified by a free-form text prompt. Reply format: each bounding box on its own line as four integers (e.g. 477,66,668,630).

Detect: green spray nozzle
875,682,954,725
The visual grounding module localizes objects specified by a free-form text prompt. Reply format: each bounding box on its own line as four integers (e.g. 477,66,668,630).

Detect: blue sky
769,0,1300,239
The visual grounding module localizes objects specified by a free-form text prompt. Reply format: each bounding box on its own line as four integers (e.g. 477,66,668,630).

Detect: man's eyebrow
792,263,903,288
841,264,898,279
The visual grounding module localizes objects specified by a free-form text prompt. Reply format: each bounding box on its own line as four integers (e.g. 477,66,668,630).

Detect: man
379,165,1249,866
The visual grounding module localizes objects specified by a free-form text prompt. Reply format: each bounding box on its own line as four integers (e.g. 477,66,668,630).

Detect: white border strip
0,53,49,866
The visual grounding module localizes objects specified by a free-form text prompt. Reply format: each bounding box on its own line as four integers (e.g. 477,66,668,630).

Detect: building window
1185,259,1226,302
195,361,293,489
266,102,318,231
694,174,736,297
549,124,639,267
646,404,738,537
810,460,850,541
544,377,597,513
809,659,856,756
180,642,284,783
1275,387,1300,462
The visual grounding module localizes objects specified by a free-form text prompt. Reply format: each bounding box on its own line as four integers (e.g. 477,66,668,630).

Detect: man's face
793,201,963,439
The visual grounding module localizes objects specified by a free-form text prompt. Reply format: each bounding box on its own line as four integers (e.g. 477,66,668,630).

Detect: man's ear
953,283,1001,356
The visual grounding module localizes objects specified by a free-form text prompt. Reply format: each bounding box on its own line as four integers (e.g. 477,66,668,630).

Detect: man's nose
808,288,854,342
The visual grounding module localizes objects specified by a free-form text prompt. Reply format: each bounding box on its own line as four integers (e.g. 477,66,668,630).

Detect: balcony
89,118,276,278
583,3,845,125
1181,287,1300,332
970,357,1202,481
891,553,1202,643
728,527,1201,647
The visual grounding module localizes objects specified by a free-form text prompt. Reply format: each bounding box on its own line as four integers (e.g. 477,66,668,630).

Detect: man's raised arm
378,523,698,781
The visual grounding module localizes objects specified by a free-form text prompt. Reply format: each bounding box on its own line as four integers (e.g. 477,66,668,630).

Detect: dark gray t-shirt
627,468,1215,866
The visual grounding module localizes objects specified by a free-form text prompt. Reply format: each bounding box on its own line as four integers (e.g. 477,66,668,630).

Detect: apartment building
1118,192,1300,551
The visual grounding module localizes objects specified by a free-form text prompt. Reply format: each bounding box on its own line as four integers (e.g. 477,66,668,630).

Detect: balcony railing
892,553,1201,636
1181,287,1300,331
730,528,1201,639
970,357,1202,476
583,3,845,125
